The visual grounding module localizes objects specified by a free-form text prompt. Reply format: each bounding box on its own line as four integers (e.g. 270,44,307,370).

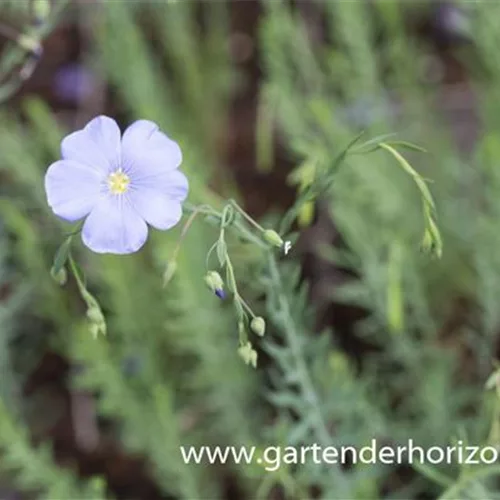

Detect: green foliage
257,0,500,498
1,1,500,499
0,398,107,500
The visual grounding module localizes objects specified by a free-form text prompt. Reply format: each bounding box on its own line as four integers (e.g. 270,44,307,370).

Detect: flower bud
250,316,266,337
87,306,104,325
163,260,177,286
91,320,107,337
420,218,442,259
204,271,225,299
237,341,258,368
50,266,67,286
17,35,41,54
263,229,283,248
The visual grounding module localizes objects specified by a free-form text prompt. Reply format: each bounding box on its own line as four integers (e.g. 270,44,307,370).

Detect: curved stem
239,296,256,318
171,204,207,263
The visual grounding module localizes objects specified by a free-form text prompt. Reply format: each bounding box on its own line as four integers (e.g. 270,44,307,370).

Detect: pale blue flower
45,116,188,254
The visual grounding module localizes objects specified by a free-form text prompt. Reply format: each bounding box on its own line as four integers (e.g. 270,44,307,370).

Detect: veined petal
45,160,102,222
121,120,182,178
133,169,189,202
61,115,121,173
130,189,183,230
82,196,148,254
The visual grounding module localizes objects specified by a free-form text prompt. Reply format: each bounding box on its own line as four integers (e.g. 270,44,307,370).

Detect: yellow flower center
108,170,130,195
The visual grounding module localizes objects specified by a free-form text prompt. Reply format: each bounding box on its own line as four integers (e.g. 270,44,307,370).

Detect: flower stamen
108,170,130,195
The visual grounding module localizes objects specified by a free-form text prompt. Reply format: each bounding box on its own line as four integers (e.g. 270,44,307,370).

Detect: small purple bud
205,271,225,299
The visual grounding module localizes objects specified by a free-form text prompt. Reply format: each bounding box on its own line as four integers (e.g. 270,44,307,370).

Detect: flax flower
45,116,188,254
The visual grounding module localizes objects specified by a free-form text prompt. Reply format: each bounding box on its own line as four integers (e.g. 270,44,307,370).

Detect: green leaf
216,237,227,267
51,236,72,277
385,140,427,153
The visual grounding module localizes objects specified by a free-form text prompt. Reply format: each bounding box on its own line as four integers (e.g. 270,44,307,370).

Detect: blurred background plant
0,0,499,499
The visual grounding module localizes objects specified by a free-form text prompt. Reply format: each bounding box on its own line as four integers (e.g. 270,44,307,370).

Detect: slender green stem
171,204,206,263
183,202,216,217
225,255,239,298
205,240,218,270
68,253,105,334
232,219,268,249
230,199,266,233
239,296,256,318
68,253,86,296
225,252,244,312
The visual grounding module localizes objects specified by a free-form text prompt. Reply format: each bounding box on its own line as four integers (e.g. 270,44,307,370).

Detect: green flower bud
250,316,266,337
163,260,177,286
50,266,67,286
204,271,225,298
249,350,257,368
420,217,442,259
238,341,258,368
89,321,106,338
89,323,100,338
263,229,284,248
17,35,41,53
87,305,105,325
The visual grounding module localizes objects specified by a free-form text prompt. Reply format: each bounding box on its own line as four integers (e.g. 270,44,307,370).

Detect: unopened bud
163,261,177,286
420,218,442,259
89,323,101,338
238,341,258,368
204,271,225,299
250,316,266,337
87,307,104,324
263,229,283,248
50,266,67,285
17,34,41,54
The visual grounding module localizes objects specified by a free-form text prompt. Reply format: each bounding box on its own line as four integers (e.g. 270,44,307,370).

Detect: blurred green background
0,1,500,499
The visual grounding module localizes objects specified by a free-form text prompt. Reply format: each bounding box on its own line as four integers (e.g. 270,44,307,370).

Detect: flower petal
121,120,182,178
130,189,183,230
45,160,102,222
61,115,121,173
134,169,189,202
82,196,148,254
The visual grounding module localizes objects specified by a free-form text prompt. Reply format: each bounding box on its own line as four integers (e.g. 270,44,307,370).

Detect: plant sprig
50,234,107,338
175,199,281,367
